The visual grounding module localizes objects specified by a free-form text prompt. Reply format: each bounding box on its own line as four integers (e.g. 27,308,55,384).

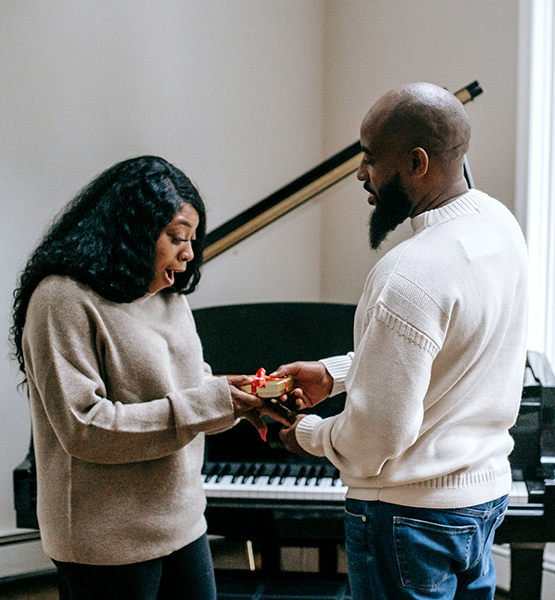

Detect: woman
10,156,274,599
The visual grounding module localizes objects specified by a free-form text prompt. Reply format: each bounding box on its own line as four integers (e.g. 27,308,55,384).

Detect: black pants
53,534,217,600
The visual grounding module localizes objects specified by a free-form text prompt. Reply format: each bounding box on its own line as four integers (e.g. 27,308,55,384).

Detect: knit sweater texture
296,190,529,508
23,276,236,565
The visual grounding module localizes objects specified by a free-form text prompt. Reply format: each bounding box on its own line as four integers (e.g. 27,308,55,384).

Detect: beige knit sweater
23,276,236,565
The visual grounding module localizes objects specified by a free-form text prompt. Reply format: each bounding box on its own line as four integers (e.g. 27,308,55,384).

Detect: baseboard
0,532,54,581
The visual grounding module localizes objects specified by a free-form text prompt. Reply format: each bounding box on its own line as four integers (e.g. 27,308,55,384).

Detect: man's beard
369,173,413,249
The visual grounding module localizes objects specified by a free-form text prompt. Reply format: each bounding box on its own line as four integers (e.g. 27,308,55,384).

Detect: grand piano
196,301,555,599
14,81,554,598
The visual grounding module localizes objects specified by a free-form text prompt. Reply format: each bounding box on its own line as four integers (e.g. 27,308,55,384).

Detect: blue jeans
344,496,508,600
53,533,217,600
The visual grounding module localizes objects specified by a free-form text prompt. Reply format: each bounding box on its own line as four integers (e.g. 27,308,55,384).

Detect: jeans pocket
478,511,506,576
344,505,367,548
393,516,477,591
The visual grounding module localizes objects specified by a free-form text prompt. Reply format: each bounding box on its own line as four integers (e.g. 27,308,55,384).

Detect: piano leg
318,542,338,573
509,543,545,600
258,540,281,572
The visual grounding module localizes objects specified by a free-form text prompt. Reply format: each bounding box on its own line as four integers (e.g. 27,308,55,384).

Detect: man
273,82,529,599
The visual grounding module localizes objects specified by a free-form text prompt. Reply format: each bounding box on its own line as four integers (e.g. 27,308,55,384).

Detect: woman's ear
410,147,429,178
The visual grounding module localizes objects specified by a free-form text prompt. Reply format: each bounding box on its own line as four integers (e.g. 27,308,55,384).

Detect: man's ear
410,147,429,178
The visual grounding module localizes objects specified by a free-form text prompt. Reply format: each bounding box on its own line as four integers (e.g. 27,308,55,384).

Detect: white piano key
262,476,289,500
303,477,320,501
272,476,295,500
315,476,336,501
249,475,271,498
509,480,529,505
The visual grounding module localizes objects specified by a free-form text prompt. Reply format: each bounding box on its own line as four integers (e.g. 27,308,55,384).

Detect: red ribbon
250,367,289,394
251,367,267,393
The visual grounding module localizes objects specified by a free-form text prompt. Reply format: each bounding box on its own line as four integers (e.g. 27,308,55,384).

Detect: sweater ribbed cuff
319,355,352,396
296,414,325,456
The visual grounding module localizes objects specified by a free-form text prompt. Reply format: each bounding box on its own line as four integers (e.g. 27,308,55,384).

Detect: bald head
362,82,471,170
357,83,473,233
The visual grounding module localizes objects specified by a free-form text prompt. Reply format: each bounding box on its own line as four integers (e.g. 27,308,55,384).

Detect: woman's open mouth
165,269,175,286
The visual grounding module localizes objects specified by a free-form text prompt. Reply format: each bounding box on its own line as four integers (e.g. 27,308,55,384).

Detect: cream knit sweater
23,276,236,565
296,190,529,509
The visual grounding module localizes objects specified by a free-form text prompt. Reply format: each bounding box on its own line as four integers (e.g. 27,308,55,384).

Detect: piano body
14,81,555,598
194,301,356,574
196,298,555,597
494,350,555,599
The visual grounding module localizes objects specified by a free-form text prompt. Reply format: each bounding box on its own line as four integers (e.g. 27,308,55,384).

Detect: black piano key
277,464,291,484
228,462,243,476
201,461,216,476
232,463,252,483
303,464,315,481
269,463,287,484
251,463,265,482
312,464,324,480
323,464,337,479
215,463,230,482
282,463,301,478
208,462,228,482
261,463,278,477
316,464,337,486
242,463,262,481
203,461,222,481
295,464,309,483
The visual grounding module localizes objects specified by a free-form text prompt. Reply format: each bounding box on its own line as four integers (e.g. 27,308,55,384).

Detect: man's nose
356,162,366,181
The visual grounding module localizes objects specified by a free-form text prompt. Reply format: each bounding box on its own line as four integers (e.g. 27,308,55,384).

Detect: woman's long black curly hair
11,155,207,378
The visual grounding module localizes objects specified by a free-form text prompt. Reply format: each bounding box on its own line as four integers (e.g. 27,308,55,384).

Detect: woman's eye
171,236,189,244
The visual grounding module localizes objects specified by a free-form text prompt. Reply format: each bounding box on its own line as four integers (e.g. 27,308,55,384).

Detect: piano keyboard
202,461,347,502
202,461,538,510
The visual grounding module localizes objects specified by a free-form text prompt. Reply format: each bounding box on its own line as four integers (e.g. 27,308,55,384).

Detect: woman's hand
226,375,263,418
226,375,294,440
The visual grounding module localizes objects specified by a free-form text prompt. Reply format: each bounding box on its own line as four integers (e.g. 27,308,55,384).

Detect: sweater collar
410,190,487,233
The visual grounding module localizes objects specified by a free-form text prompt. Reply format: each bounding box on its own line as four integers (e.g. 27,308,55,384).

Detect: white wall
0,0,524,579
319,0,519,302
0,0,326,575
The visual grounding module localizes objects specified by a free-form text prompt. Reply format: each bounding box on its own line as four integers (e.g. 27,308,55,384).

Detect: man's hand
279,414,311,456
271,361,333,410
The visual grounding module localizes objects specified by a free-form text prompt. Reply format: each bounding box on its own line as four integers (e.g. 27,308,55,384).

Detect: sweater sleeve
319,354,354,396
23,283,235,465
295,301,440,477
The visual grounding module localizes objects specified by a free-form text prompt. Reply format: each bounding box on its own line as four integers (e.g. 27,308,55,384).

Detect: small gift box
240,368,293,398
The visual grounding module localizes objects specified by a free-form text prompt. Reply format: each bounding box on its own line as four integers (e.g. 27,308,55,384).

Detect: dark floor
0,575,511,600
0,540,511,599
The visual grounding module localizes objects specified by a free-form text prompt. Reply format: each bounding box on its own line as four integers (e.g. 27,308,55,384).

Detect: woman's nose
179,244,194,262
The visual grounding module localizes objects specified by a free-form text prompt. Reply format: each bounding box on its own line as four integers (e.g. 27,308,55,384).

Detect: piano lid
203,81,483,262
